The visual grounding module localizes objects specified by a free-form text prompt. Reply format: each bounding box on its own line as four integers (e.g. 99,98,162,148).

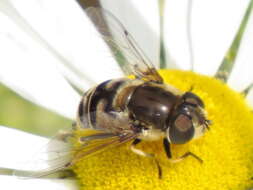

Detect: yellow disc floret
73,69,253,190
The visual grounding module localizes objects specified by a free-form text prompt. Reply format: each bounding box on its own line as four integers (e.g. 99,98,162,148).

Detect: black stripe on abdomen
89,80,124,127
78,89,94,128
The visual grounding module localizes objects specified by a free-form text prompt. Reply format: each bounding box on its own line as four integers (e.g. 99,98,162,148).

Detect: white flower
0,0,252,189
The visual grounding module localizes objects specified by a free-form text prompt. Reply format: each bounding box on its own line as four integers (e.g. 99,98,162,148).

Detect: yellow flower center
73,69,253,190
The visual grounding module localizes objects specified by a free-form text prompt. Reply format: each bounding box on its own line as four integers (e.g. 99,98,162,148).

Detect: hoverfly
16,7,211,179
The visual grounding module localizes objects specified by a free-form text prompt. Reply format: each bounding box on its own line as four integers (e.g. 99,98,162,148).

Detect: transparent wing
13,131,75,178
86,7,163,83
14,128,138,178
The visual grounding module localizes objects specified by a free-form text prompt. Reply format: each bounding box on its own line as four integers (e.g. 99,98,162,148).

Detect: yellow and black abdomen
77,78,143,132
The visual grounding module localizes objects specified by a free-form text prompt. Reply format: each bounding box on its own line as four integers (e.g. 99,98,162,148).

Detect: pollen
73,70,253,190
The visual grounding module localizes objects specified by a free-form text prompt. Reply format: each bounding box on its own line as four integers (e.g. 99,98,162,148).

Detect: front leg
130,139,162,179
163,138,203,163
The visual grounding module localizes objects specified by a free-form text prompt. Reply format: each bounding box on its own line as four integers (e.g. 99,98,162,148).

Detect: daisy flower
0,0,253,190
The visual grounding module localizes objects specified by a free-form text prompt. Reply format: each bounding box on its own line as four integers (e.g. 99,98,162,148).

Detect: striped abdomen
77,78,143,133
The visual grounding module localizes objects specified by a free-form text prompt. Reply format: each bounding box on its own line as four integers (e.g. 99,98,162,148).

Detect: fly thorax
127,83,180,130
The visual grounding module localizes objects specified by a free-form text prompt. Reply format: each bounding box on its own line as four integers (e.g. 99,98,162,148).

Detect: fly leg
163,138,203,163
131,139,162,179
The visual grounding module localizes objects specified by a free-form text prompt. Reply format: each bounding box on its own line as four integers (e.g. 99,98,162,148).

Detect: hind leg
130,139,162,179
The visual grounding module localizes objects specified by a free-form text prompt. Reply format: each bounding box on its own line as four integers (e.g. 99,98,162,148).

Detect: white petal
2,0,123,84
163,0,250,73
191,0,250,75
0,17,80,119
0,175,77,190
101,0,161,68
163,0,192,70
0,0,128,118
0,126,50,170
228,11,253,91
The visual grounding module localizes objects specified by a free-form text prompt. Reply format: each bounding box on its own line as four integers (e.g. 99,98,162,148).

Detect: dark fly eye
174,114,192,131
183,92,204,108
168,114,194,144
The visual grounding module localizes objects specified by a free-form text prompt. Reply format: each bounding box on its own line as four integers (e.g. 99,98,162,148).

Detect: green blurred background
0,83,72,137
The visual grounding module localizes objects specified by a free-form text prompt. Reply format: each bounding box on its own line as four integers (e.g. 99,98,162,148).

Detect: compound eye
183,92,204,108
168,114,194,144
